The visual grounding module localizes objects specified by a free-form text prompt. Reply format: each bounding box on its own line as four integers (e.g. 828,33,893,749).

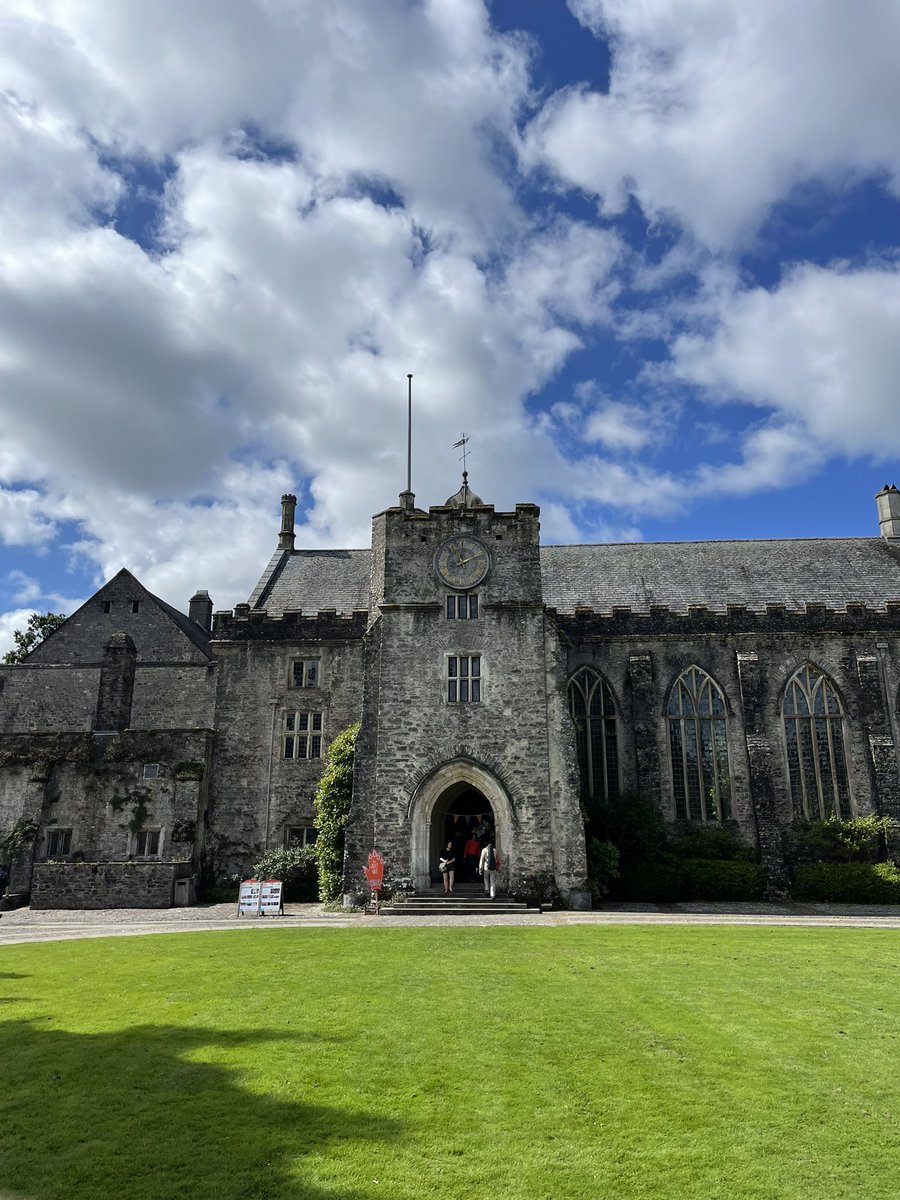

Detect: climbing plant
313,722,359,903
0,818,39,867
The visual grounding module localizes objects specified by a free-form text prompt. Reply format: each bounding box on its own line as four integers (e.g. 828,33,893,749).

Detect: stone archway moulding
407,759,516,891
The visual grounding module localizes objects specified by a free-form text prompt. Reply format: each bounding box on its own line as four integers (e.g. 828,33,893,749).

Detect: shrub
677,859,765,901
588,791,669,871
786,815,896,866
586,839,620,905
314,722,359,903
615,861,682,903
198,883,240,905
668,823,755,862
253,846,319,902
792,861,900,904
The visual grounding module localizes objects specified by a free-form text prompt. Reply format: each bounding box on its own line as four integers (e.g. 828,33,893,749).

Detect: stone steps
380,890,540,917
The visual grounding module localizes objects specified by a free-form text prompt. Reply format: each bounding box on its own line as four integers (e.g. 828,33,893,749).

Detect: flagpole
406,374,413,495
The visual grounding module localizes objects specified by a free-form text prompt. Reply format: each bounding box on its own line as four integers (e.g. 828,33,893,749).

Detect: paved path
3,900,900,944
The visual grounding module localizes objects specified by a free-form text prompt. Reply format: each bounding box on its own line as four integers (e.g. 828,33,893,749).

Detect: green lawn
1,925,899,1199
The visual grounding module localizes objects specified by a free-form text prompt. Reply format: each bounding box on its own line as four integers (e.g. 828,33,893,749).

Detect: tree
3,612,67,663
313,722,359,903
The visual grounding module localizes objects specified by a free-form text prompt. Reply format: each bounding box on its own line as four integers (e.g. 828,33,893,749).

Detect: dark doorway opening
431,785,496,888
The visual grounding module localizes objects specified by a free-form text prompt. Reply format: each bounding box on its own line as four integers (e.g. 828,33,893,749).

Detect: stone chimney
93,632,137,731
189,590,213,631
278,493,297,550
876,484,900,540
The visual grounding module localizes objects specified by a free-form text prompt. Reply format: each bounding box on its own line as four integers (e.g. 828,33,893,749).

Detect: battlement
553,599,900,637
211,607,369,642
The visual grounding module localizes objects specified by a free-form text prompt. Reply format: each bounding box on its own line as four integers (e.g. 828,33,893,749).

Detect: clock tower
344,475,590,907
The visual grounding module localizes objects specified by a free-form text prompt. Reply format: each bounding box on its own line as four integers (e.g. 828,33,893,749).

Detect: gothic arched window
782,664,852,819
668,666,732,821
568,668,620,802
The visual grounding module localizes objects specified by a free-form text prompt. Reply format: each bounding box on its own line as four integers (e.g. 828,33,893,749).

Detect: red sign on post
363,849,385,891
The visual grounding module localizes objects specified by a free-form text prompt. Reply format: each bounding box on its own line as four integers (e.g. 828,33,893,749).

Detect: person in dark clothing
438,842,456,894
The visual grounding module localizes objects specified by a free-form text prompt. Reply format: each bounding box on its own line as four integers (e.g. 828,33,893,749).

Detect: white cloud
0,486,56,546
671,261,900,457
583,401,652,452
531,0,900,247
0,1,635,613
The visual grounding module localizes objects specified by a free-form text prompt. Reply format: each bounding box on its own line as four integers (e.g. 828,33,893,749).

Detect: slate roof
540,538,900,614
152,592,214,656
245,537,900,617
250,549,373,615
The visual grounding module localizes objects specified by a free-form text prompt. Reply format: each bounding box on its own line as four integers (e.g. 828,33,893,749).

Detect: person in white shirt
478,841,501,898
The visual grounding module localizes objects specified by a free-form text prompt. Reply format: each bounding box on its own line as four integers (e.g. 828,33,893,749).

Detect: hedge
615,858,765,903
792,861,900,904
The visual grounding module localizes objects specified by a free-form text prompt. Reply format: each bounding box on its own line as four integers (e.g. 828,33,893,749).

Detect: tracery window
568,668,619,802
668,666,732,821
782,664,852,819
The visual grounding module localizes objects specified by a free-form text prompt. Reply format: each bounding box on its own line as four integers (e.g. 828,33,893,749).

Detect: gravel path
3,900,900,944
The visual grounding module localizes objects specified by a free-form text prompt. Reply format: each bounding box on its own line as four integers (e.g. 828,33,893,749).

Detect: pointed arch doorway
408,760,513,892
433,785,495,889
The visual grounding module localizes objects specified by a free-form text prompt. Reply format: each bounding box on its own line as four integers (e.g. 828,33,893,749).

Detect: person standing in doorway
479,840,501,898
463,830,481,880
439,842,456,894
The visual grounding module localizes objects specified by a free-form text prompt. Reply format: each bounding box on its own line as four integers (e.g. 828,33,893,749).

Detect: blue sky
1,0,899,651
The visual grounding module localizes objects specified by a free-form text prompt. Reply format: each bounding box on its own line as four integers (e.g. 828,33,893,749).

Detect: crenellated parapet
554,600,900,639
211,608,369,642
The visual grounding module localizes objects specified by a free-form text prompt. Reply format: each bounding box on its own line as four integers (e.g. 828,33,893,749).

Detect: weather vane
453,433,469,474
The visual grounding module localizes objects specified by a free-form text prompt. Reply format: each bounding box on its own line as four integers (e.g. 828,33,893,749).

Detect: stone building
2,479,900,909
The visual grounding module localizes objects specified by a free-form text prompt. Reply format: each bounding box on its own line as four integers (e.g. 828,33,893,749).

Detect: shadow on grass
0,1018,401,1200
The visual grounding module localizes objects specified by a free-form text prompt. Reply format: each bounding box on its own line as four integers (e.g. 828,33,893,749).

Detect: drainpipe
263,697,280,852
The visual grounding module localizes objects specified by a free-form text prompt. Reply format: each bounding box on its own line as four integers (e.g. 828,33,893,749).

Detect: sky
2,0,900,652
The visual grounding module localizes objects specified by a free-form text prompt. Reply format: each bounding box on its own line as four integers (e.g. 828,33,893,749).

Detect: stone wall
0,666,100,733
31,860,192,909
25,569,210,666
559,605,900,890
130,665,216,729
0,729,212,898
207,611,367,877
347,501,589,905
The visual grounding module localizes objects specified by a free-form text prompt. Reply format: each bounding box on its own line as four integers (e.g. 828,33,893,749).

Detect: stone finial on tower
445,470,484,509
189,590,213,631
279,494,297,550
876,484,900,540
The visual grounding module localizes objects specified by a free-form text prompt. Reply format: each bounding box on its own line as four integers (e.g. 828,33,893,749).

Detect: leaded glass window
447,655,481,704
283,711,324,759
568,668,620,802
668,666,732,821
782,664,852,819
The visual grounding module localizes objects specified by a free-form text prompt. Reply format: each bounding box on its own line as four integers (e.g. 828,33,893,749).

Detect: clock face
433,536,491,590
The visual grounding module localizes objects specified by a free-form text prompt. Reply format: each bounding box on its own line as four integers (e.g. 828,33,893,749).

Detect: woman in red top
463,832,481,880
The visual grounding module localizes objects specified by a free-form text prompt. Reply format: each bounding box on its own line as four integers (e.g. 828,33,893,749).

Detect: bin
173,877,195,906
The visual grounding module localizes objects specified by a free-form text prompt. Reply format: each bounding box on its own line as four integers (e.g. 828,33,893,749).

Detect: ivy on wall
313,722,359,903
